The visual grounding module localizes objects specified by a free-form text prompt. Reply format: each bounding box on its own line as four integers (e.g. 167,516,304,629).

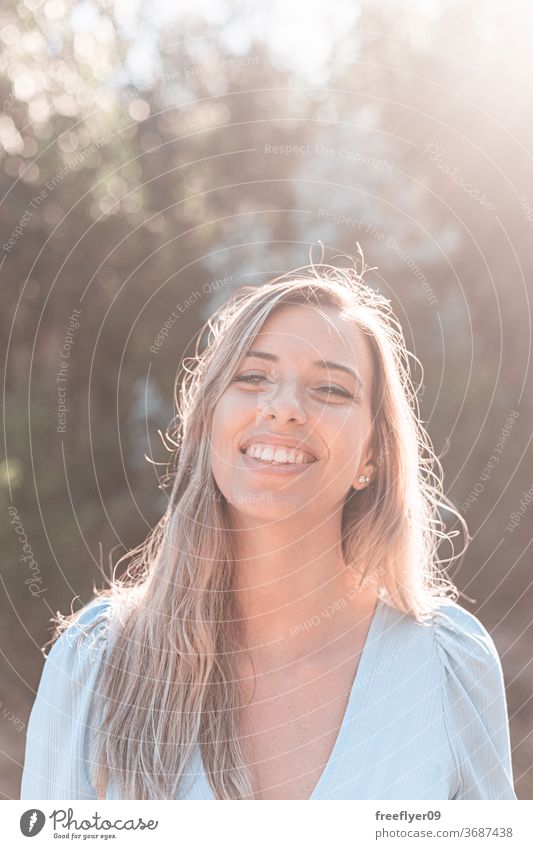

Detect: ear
353,458,376,489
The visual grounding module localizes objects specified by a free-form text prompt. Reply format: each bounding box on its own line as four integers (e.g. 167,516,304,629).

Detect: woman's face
209,303,376,523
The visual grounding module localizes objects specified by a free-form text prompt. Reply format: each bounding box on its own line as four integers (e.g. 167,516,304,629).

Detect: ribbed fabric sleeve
20,597,113,800
433,601,516,799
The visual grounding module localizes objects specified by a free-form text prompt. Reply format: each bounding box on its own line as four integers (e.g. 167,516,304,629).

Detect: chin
224,491,304,520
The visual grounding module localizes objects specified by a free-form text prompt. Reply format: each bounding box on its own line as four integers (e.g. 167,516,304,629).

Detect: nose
255,379,308,425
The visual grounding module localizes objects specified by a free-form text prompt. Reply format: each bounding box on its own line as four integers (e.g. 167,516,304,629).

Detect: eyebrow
243,349,364,391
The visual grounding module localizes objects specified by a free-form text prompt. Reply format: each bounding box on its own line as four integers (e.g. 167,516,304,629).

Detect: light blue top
20,594,517,800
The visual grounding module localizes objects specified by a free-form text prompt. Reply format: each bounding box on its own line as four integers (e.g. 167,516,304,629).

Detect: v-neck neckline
307,593,384,800
195,594,386,801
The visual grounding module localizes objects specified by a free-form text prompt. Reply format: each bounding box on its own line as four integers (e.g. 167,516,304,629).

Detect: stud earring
358,474,370,484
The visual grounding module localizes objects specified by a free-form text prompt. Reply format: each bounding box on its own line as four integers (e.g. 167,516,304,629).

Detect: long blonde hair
54,252,466,799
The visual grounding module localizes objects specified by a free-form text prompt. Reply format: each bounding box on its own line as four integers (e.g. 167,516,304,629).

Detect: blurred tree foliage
1,0,531,798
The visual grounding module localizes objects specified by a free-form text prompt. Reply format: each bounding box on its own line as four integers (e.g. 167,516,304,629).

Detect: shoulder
428,599,510,720
47,595,115,671
376,598,515,799
431,598,495,639
21,596,115,800
379,597,505,681
428,601,515,798
430,599,504,675
32,597,115,724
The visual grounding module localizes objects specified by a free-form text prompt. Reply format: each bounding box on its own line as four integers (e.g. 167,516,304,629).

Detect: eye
233,372,269,386
233,373,358,401
317,385,357,400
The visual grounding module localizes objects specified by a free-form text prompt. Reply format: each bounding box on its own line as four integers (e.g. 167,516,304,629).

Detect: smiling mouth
239,445,317,466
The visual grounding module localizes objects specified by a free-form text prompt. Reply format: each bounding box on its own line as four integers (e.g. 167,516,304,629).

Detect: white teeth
242,443,315,464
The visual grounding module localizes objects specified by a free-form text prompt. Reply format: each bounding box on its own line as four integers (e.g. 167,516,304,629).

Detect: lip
239,433,320,461
239,449,318,475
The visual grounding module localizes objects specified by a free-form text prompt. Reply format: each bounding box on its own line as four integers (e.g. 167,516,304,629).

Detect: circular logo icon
20,809,46,837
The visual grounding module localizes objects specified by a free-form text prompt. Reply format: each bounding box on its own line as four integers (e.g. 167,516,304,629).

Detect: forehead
253,302,369,357
248,302,374,388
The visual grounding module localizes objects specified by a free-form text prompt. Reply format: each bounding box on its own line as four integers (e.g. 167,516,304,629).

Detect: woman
20,254,517,800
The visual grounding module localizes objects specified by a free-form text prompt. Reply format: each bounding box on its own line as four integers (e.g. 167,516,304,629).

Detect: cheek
326,415,366,467
210,393,245,462
327,410,357,445
213,389,252,432
212,392,234,431
210,407,229,468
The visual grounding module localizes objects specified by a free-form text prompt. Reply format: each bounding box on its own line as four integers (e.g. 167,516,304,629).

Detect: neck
229,505,377,662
